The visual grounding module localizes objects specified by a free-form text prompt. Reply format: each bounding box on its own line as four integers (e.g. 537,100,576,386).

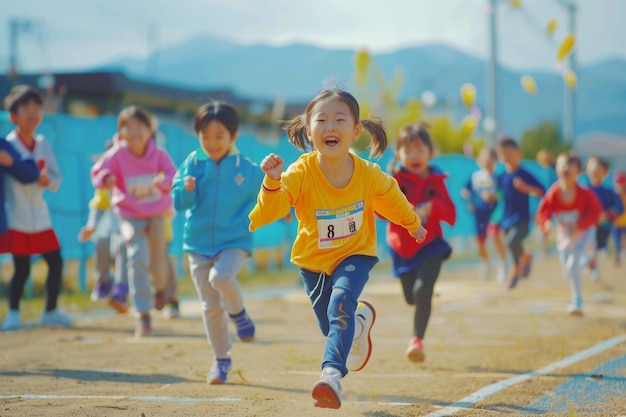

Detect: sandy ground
1,253,625,417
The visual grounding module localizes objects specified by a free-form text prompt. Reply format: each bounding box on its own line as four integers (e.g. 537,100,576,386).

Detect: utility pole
8,18,34,81
560,0,577,143
486,0,500,146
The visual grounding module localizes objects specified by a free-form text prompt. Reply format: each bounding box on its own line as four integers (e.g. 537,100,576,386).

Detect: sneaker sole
108,299,129,314
568,310,584,317
312,382,341,409
348,300,376,372
407,346,425,363
208,377,226,385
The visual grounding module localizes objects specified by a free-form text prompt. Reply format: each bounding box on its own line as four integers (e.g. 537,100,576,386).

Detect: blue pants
299,255,378,377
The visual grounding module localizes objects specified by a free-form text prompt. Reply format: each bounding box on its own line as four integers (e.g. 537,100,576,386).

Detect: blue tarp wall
0,112,556,290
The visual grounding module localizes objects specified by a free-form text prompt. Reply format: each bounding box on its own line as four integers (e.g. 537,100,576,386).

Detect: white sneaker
346,300,376,372
480,261,490,281
40,309,73,328
567,299,583,317
1,309,21,331
590,268,601,282
496,262,507,283
312,366,342,409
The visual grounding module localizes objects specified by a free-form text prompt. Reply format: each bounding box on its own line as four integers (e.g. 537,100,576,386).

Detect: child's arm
154,150,177,193
428,179,457,226
373,171,422,235
171,155,196,211
248,153,296,231
40,141,62,192
0,145,39,184
608,189,624,220
91,151,117,189
513,171,545,197
535,191,554,234
577,189,603,231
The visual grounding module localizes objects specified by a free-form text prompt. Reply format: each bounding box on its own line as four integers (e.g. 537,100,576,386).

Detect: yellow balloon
546,18,558,35
521,75,538,95
510,0,522,7
460,83,476,109
557,33,576,61
563,69,577,89
461,115,477,137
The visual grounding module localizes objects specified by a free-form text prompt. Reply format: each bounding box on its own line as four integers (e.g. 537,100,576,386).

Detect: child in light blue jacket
171,101,264,384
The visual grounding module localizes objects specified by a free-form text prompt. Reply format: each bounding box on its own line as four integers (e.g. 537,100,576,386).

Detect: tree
519,120,571,160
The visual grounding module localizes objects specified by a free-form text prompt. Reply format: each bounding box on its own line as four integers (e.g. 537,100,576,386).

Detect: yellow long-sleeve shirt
249,152,421,274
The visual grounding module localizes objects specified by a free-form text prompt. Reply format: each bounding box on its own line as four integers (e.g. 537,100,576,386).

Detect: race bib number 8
316,201,364,249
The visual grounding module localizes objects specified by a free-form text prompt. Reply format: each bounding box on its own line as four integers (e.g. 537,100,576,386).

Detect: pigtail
284,114,311,152
361,117,388,158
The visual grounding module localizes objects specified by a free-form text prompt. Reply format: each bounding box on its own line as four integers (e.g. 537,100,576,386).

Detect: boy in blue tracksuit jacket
171,101,264,385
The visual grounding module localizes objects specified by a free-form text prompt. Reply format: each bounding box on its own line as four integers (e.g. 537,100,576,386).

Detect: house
0,71,278,128
574,131,626,170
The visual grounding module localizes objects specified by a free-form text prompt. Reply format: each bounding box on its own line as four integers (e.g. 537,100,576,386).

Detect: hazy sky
1,0,625,73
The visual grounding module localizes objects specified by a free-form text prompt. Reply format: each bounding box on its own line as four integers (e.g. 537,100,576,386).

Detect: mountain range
97,35,626,139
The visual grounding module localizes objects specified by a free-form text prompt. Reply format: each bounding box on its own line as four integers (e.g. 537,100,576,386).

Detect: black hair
194,101,239,136
284,88,387,158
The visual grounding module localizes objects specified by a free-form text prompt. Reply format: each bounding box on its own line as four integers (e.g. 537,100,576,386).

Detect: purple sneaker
230,309,255,342
90,280,113,302
207,358,231,384
108,283,129,314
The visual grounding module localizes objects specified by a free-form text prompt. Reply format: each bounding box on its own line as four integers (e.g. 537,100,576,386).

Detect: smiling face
119,116,152,157
306,98,361,161
397,139,433,177
556,154,581,186
198,119,237,162
586,158,607,186
9,99,43,139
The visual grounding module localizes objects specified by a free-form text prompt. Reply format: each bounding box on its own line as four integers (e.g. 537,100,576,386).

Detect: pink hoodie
91,138,176,219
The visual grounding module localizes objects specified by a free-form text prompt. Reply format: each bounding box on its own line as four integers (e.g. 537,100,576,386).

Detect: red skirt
5,229,61,256
0,232,9,254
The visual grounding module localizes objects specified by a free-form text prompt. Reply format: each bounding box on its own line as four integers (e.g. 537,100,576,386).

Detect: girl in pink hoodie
91,106,177,337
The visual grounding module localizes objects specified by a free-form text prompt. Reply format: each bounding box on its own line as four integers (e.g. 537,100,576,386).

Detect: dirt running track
1,254,625,417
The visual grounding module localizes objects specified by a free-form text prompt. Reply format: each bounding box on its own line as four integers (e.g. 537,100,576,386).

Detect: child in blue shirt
584,156,623,280
496,137,545,289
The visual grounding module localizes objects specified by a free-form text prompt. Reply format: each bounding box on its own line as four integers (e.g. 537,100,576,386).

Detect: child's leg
301,255,378,376
491,225,507,263
112,234,128,286
402,254,444,339
207,249,247,315
505,221,530,277
613,227,624,265
164,247,178,303
8,255,31,310
93,236,112,284
146,216,168,294
41,250,63,312
121,218,152,314
188,253,232,358
562,246,584,315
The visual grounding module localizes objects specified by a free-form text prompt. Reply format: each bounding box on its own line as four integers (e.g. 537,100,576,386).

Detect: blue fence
0,112,554,289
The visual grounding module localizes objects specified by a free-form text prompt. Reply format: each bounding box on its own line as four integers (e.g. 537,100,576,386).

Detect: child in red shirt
386,123,456,363
536,152,601,316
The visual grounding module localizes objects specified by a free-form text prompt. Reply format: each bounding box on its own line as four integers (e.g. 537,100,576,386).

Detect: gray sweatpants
120,215,168,313
188,249,247,358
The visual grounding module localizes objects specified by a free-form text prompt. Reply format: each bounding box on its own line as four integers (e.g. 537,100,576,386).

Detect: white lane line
425,334,626,417
0,394,241,403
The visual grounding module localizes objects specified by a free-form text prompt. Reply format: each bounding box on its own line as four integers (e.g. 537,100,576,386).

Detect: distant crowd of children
1,84,625,410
